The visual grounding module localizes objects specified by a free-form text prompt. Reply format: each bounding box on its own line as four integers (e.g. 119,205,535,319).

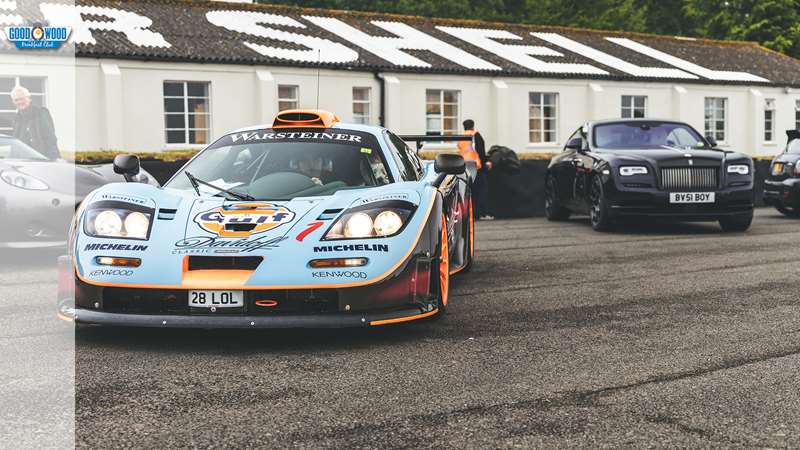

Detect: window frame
529,92,559,145
0,76,48,135
163,80,212,148
704,97,728,145
278,84,299,112
795,99,800,132
620,95,647,119
425,89,461,136
352,86,371,125
764,98,776,143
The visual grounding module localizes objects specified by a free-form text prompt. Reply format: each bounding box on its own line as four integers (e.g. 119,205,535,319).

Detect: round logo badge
194,203,295,237
31,26,44,40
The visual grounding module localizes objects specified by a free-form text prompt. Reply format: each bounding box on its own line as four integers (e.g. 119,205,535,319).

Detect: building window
795,100,800,131
352,87,371,124
764,98,776,142
704,97,727,143
621,95,647,118
0,76,46,135
163,81,211,146
425,89,460,135
529,92,558,144
278,85,298,111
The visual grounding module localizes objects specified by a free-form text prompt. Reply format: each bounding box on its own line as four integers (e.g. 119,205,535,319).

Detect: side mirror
113,154,140,182
705,135,718,148
565,138,583,152
434,153,466,175
432,153,465,187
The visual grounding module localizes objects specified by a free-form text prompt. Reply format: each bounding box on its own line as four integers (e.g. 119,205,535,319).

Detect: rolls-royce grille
660,167,718,191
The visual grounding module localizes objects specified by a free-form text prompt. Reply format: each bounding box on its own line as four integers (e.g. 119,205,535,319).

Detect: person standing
11,85,60,159
458,119,493,220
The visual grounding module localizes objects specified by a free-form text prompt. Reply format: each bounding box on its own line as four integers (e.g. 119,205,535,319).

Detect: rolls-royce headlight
619,166,648,176
727,164,750,175
323,200,416,240
0,169,48,190
84,205,153,240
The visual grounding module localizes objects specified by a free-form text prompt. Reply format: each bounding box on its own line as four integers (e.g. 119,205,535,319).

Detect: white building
2,0,800,156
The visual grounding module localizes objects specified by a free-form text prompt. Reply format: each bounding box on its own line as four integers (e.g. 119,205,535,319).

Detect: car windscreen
786,139,800,154
0,137,48,160
593,122,707,150
165,129,392,200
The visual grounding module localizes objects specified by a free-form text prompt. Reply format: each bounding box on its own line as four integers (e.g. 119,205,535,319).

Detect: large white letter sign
39,3,170,47
532,32,698,79
0,1,21,27
438,27,607,75
606,37,769,83
206,11,358,64
304,16,501,70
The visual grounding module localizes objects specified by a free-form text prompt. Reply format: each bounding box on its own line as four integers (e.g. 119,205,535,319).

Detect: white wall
59,58,800,156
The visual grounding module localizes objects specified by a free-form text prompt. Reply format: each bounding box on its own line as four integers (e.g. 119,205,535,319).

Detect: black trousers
474,168,490,216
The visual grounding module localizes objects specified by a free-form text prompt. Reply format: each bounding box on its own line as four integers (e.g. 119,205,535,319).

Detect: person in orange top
458,119,493,220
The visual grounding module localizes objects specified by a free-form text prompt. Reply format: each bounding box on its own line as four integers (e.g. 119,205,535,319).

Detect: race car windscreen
0,136,49,160
593,122,708,150
165,129,392,199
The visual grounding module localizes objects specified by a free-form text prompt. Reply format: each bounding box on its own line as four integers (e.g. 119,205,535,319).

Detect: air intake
272,109,339,129
187,256,263,271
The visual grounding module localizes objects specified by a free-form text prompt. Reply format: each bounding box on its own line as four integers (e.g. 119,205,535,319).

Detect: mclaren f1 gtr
545,119,754,232
59,110,475,328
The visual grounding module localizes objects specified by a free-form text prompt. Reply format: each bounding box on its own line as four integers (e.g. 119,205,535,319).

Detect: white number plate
188,290,244,308
669,192,715,204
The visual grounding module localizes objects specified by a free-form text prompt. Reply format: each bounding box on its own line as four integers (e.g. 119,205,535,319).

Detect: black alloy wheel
545,176,570,221
589,176,613,231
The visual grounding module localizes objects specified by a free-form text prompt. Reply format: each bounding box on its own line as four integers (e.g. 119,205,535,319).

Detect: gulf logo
194,203,296,237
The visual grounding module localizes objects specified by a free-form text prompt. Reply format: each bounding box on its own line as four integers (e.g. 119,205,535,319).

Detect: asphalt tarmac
8,208,800,448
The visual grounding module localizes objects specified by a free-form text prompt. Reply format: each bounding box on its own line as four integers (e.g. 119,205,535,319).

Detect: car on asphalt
763,130,800,217
0,134,158,249
544,119,754,231
60,109,475,328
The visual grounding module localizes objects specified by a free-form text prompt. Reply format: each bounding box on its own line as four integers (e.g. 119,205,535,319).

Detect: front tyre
589,175,614,232
545,175,571,221
431,213,450,319
719,212,753,232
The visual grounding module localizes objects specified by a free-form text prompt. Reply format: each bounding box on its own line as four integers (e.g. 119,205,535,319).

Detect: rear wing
399,134,473,153
399,134,477,182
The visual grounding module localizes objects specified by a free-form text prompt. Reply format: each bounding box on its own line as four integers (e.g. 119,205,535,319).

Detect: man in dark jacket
462,119,493,220
11,86,60,159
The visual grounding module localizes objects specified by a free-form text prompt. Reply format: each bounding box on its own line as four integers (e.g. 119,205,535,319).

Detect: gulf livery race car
59,110,475,328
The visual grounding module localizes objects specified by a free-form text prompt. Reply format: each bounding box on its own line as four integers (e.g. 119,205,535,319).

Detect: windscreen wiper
184,171,255,201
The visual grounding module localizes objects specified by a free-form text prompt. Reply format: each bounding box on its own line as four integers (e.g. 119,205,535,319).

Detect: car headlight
84,205,153,239
0,169,48,190
619,166,648,176
727,164,750,175
323,200,415,240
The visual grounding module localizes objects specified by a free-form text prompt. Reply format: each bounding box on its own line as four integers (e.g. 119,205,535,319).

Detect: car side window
386,132,421,181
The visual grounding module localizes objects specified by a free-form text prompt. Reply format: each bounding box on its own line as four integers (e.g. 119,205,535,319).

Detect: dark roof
14,0,800,86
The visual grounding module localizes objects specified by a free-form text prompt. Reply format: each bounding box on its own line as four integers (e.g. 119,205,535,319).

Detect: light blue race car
59,110,476,328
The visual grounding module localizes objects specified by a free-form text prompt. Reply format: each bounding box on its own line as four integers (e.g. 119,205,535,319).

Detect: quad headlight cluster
0,169,48,190
323,201,415,240
84,206,153,239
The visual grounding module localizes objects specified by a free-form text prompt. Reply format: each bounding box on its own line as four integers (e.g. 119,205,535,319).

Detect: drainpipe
373,71,385,127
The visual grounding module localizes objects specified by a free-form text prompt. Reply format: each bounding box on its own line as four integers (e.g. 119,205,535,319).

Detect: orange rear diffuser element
272,109,340,129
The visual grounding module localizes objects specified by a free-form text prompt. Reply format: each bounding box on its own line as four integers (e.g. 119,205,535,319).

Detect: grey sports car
0,135,158,248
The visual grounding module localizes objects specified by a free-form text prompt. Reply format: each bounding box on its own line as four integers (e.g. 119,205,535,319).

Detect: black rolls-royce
545,119,754,232
763,130,800,217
